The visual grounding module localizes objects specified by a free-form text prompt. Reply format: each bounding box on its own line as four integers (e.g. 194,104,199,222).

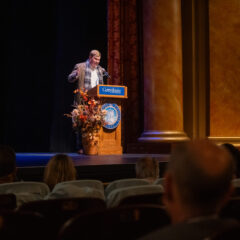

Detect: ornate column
139,0,188,142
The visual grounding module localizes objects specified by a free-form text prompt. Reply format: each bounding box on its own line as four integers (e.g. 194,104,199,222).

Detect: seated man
135,157,159,183
221,143,240,178
139,139,238,240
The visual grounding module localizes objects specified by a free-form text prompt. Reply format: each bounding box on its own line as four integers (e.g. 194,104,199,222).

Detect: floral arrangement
66,89,107,145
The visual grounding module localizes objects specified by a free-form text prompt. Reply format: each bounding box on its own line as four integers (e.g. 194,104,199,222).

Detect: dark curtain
2,0,108,152
108,0,141,151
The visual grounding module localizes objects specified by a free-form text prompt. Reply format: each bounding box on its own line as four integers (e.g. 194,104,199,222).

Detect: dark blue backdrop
2,0,108,152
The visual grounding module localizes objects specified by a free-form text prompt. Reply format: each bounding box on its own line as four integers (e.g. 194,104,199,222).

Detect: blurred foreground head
163,139,235,223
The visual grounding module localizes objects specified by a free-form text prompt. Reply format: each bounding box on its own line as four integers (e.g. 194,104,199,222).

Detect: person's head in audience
135,157,159,183
43,154,77,190
221,143,240,178
0,145,17,183
163,139,235,224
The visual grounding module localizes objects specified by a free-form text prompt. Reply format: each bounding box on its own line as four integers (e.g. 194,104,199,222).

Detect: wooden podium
88,84,128,155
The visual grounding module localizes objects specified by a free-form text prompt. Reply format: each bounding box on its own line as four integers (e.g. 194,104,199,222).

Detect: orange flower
73,89,79,94
65,88,107,143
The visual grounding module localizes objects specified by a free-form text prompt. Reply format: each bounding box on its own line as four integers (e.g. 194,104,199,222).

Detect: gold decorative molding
208,137,240,147
138,131,189,142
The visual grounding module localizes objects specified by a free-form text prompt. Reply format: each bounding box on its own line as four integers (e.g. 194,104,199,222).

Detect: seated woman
0,145,17,184
43,154,77,190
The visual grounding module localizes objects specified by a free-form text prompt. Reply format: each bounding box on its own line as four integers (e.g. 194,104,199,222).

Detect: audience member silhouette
0,145,17,184
135,157,159,183
43,154,77,190
222,143,240,178
139,139,238,240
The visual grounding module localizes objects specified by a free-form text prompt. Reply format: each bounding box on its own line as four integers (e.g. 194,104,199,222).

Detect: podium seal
102,103,121,129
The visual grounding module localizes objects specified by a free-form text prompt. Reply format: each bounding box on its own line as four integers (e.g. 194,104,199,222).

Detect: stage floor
16,153,169,183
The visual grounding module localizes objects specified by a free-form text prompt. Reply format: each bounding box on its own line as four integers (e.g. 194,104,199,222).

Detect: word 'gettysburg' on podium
87,84,128,155
88,84,128,98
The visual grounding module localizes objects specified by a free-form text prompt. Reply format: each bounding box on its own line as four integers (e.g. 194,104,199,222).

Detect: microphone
102,68,111,79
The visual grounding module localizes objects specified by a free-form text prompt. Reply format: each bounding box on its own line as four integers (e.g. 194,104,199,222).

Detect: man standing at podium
68,49,106,154
68,49,106,94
